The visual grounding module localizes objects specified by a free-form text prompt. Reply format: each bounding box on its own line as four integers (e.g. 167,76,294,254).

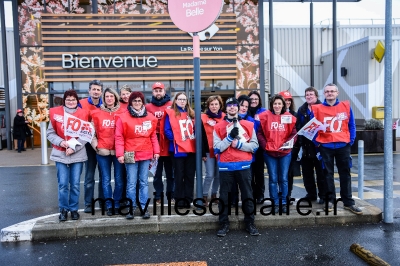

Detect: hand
60,140,68,148
118,156,124,164
229,127,239,139
202,157,207,162
231,139,239,148
154,154,160,160
65,147,74,156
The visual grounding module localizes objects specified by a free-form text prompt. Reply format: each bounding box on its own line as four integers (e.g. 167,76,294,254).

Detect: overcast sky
2,0,400,28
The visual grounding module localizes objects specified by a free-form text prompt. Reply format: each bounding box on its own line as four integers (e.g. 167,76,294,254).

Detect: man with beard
79,80,104,213
145,82,174,205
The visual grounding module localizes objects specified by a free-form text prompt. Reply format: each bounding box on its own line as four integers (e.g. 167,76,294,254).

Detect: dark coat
13,115,30,140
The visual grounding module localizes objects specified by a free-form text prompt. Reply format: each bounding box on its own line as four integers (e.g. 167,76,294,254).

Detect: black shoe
84,205,92,213
142,211,150,219
344,205,363,215
18,151,21,153
70,211,80,220
304,195,317,201
59,209,68,222
126,207,135,220
217,224,229,237
246,223,260,236
106,208,114,216
318,198,325,204
256,198,263,205
324,202,333,212
22,149,27,151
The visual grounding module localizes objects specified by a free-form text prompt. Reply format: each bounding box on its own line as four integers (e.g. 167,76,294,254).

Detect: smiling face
120,90,131,103
273,99,284,115
285,99,292,109
175,94,187,109
153,88,165,100
208,99,220,114
89,84,102,100
239,100,249,115
65,96,78,109
226,103,239,116
131,97,143,111
324,85,339,103
104,91,115,108
249,95,259,108
305,90,318,105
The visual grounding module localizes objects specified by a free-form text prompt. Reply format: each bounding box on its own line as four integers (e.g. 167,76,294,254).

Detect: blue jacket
312,99,356,149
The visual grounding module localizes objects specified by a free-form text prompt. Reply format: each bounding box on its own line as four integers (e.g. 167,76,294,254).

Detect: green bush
364,118,384,130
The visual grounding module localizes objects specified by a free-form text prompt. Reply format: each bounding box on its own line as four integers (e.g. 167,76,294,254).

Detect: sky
2,0,400,28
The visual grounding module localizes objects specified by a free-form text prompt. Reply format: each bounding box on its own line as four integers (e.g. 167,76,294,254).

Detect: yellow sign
374,40,385,63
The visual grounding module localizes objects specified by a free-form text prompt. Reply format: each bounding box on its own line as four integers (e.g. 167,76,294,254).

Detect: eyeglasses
132,100,142,103
227,104,238,108
250,98,259,102
324,90,337,94
65,99,77,102
176,98,187,102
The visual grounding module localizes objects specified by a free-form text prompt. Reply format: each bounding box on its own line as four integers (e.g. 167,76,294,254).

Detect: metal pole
92,0,98,14
383,0,393,224
12,0,23,110
310,1,314,87
269,0,274,95
357,140,364,200
40,122,48,165
332,0,337,84
0,0,12,150
193,33,203,205
258,0,265,105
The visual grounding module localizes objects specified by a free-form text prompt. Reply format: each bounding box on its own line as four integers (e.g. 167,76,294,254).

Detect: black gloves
229,127,239,139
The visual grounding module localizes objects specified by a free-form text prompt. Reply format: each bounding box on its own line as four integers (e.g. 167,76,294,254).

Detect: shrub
364,119,384,130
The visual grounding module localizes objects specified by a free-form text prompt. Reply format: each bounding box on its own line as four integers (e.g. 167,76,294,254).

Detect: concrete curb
1,199,382,242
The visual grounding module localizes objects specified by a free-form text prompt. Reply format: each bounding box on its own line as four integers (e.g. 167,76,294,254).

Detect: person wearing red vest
311,83,361,215
79,80,104,213
164,92,196,209
115,91,160,220
201,95,225,207
91,88,124,216
145,82,174,205
47,90,89,222
257,94,297,213
119,84,132,111
213,97,259,237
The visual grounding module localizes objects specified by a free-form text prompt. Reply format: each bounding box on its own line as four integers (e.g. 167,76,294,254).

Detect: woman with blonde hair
119,84,132,110
164,92,196,208
201,95,224,206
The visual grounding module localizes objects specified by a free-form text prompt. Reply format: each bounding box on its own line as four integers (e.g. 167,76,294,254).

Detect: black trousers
219,168,255,226
301,156,326,199
251,149,265,200
172,153,196,204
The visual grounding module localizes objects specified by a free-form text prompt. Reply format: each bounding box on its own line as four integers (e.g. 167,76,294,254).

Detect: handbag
124,151,135,164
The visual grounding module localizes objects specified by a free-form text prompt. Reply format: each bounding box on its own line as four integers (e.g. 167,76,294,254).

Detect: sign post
168,0,224,206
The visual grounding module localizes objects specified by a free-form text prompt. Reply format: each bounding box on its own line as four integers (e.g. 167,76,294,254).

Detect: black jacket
13,115,28,139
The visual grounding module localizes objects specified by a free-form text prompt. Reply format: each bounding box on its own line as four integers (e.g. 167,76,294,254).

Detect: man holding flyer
213,97,259,237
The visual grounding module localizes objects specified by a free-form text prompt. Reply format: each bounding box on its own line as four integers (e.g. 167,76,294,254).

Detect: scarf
205,109,222,119
88,96,102,108
151,94,171,107
128,105,147,118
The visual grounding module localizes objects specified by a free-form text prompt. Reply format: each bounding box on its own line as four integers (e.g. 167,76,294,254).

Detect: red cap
152,82,165,90
279,91,292,99
17,109,23,113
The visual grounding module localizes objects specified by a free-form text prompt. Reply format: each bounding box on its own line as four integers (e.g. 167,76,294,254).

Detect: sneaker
170,199,175,206
142,211,150,219
59,209,68,222
70,211,80,220
324,202,333,212
155,200,162,206
126,207,136,220
344,205,363,215
245,223,260,236
84,205,92,213
106,208,114,216
217,224,229,237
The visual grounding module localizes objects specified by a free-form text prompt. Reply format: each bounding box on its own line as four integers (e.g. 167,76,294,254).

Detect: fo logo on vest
179,119,195,141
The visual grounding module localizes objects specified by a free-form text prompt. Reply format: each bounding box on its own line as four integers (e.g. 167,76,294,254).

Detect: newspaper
149,158,158,176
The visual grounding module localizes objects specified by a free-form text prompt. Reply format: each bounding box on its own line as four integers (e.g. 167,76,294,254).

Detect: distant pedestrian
312,83,362,215
13,109,29,153
47,90,89,221
119,84,132,111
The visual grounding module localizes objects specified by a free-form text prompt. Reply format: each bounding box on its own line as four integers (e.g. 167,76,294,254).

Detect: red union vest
49,106,89,151
91,108,122,150
165,108,196,153
80,98,100,120
214,119,253,163
259,110,296,153
201,113,225,158
312,101,351,143
146,101,172,156
118,111,158,152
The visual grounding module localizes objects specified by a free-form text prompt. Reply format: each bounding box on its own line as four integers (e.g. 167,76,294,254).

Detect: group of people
46,80,362,237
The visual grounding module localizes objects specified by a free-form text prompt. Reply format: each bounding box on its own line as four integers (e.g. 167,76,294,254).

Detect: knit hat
152,82,165,90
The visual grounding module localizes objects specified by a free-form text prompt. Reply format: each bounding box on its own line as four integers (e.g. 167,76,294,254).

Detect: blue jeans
17,138,25,152
84,143,103,206
153,155,174,200
55,161,83,212
125,160,150,209
97,154,124,209
203,153,219,196
264,153,291,205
